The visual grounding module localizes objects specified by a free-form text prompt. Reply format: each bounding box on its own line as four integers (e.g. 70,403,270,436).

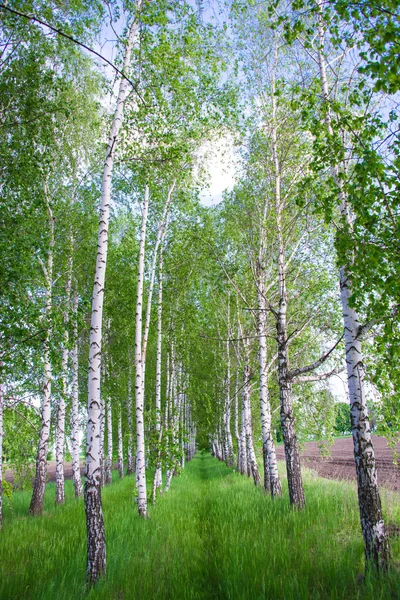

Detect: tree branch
287,334,344,380
356,305,400,340
292,365,345,384
0,4,143,98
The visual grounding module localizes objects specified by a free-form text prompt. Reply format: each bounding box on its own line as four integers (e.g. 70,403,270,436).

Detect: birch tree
28,187,54,517
153,245,165,497
71,291,83,497
85,2,143,582
315,11,389,565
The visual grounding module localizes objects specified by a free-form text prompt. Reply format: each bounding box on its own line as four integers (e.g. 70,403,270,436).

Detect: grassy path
1,454,400,599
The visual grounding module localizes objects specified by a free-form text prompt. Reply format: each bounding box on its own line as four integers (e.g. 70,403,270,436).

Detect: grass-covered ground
1,454,400,599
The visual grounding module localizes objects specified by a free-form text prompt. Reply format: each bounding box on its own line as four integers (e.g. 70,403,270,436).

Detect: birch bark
239,375,249,476
85,4,142,582
180,388,185,470
135,183,174,515
234,369,240,470
99,395,105,488
56,254,73,505
105,399,112,485
163,353,172,491
117,407,124,478
243,363,261,486
29,187,54,516
71,290,83,497
316,7,388,566
126,356,134,475
224,306,234,467
257,279,282,497
165,345,176,492
153,245,164,494
135,186,149,518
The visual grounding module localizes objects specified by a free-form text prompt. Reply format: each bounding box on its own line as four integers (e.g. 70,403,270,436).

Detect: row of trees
1,0,399,587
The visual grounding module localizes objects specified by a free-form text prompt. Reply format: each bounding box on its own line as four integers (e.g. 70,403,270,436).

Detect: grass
1,455,400,599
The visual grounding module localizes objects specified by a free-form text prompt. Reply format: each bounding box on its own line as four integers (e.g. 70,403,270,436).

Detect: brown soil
4,461,86,485
276,435,400,492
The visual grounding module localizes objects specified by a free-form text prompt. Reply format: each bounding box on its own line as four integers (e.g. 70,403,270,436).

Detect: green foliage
2,480,13,503
334,402,351,436
3,407,40,489
333,0,400,94
296,389,336,450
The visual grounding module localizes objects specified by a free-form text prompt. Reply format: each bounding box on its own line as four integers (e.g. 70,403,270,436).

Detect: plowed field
276,435,400,491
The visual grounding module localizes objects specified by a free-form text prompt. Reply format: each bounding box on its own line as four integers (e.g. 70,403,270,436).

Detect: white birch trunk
85,6,142,582
234,368,240,471
165,346,175,492
239,382,248,476
153,245,164,495
126,356,134,475
180,390,185,470
117,407,124,478
29,188,54,516
56,254,73,505
257,282,282,497
135,186,149,518
71,290,83,497
224,306,234,467
99,395,105,488
174,363,182,474
163,353,172,492
105,399,113,485
243,364,261,486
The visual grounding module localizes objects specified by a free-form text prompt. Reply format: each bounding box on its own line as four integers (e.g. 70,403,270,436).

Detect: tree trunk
340,268,389,567
71,291,83,497
243,364,261,486
165,347,175,492
117,407,124,478
99,396,105,488
85,5,142,582
56,256,73,505
105,399,113,485
29,188,54,516
126,356,134,475
135,186,149,518
224,321,234,467
239,383,248,475
29,334,52,516
180,389,185,470
275,246,304,507
257,281,282,497
154,247,164,495
234,369,240,471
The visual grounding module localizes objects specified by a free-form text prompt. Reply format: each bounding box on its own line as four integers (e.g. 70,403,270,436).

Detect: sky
196,137,237,206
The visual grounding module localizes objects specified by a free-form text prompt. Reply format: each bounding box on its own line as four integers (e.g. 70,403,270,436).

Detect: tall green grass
1,455,400,599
